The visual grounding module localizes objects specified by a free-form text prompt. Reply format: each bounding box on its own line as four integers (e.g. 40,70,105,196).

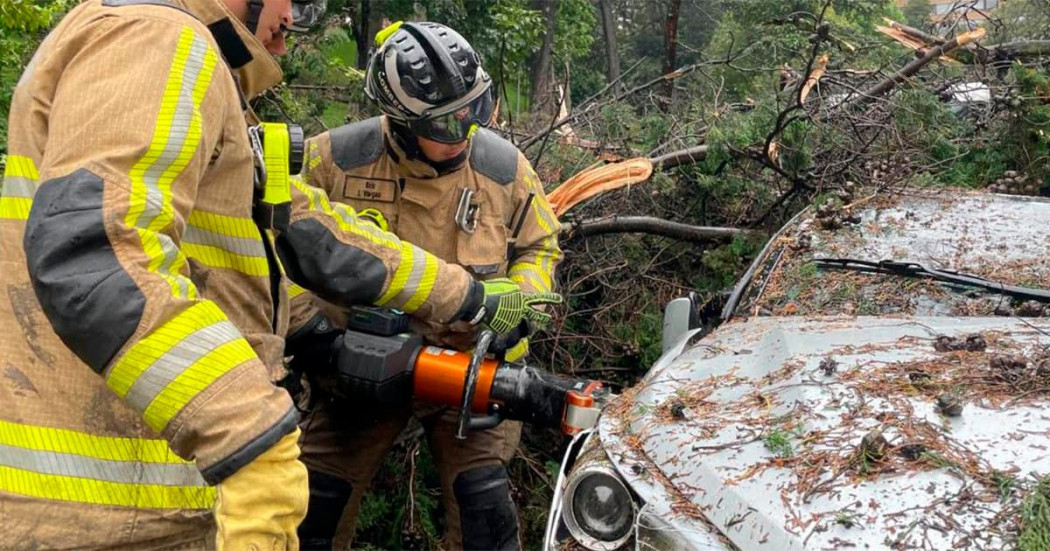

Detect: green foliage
763,428,794,458
1,0,72,161
1020,477,1050,551
901,0,932,29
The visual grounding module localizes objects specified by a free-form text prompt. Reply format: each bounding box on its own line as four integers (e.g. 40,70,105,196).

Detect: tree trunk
661,0,682,110
352,1,388,69
529,0,559,113
599,0,620,84
352,0,371,69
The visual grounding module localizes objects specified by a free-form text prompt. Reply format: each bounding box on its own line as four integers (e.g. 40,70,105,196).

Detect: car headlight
562,463,637,550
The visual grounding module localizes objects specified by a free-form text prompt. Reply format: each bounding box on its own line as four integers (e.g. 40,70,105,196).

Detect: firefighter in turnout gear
289,21,563,551
0,0,556,547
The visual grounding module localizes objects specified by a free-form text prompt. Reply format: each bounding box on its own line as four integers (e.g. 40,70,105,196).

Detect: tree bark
842,28,985,110
564,216,759,244
529,0,559,112
598,0,620,84
661,0,682,109
651,145,709,170
352,0,371,69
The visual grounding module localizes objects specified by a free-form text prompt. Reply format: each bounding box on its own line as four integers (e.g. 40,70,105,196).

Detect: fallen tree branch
563,216,761,244
882,18,945,47
651,145,709,170
842,27,985,110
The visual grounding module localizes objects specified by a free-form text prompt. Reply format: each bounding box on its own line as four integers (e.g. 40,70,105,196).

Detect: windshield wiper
814,258,1050,302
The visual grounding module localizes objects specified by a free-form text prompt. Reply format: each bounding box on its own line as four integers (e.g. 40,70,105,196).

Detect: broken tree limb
985,40,1050,59
563,216,761,244
882,18,945,46
842,27,985,110
651,145,709,170
799,54,829,104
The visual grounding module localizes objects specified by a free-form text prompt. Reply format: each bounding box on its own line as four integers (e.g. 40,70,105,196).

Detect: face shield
407,83,496,144
289,0,326,32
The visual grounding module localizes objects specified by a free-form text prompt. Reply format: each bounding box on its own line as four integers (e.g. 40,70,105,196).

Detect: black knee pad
453,465,520,551
298,469,353,551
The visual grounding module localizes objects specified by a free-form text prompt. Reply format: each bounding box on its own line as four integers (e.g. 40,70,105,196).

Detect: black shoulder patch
24,169,146,373
329,117,384,171
469,129,518,186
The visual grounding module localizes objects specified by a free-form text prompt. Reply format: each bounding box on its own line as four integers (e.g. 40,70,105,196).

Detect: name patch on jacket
343,176,396,203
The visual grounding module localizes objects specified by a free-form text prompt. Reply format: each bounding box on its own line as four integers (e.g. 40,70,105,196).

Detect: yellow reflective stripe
182,242,269,276
0,466,215,509
0,419,184,464
187,210,260,239
405,252,438,312
107,301,257,433
375,242,438,313
125,26,218,300
287,282,308,299
509,264,552,294
0,419,214,509
307,141,322,171
184,210,269,275
291,178,399,251
376,242,416,306
4,155,39,180
0,197,31,220
1,156,38,220
142,338,255,432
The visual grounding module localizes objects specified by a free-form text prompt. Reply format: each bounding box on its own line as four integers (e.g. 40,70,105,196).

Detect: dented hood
609,315,1050,550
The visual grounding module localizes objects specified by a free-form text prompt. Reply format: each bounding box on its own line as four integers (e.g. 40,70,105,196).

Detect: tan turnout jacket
293,116,562,346
0,0,476,547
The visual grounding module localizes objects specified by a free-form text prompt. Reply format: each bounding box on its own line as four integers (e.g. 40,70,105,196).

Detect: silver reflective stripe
124,320,241,414
184,225,267,258
389,245,427,307
135,32,211,299
2,176,36,198
0,442,207,487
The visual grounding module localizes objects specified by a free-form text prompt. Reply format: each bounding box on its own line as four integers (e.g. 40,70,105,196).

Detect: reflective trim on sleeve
374,242,438,312
509,263,552,294
106,301,257,433
0,155,39,220
291,177,400,251
125,26,218,300
0,419,214,509
184,210,269,276
287,282,308,299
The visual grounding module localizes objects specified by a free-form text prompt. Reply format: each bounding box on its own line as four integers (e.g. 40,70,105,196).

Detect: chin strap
245,0,265,34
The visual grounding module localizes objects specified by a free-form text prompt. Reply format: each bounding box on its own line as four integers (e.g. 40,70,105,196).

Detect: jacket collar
174,0,283,100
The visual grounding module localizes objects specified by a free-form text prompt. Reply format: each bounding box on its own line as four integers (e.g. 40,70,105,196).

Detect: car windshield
735,190,1050,318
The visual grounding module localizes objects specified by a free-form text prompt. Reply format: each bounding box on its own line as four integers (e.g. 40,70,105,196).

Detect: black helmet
365,21,496,144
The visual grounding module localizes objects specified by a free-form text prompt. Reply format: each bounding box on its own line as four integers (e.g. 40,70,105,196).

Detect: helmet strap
245,0,265,34
389,120,467,174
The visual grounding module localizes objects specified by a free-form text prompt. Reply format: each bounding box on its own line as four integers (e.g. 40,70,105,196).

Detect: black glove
285,313,343,375
490,319,535,361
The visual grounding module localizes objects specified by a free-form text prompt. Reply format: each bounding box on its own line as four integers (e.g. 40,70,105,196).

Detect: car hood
602,315,1050,550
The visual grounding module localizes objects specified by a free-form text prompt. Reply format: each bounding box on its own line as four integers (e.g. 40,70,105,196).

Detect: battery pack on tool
319,329,422,413
345,306,410,336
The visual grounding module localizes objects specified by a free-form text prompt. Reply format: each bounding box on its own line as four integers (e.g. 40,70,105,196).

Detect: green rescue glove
468,278,562,335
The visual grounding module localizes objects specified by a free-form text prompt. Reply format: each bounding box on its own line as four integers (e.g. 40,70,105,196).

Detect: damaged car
544,188,1050,550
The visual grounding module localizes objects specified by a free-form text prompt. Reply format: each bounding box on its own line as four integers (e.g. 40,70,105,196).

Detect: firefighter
0,0,558,548
289,21,563,551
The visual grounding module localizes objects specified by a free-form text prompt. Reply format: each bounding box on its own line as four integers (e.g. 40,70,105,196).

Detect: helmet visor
408,86,496,144
290,0,326,32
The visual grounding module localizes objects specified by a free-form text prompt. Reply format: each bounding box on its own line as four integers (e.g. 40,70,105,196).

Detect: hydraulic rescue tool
293,307,611,438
